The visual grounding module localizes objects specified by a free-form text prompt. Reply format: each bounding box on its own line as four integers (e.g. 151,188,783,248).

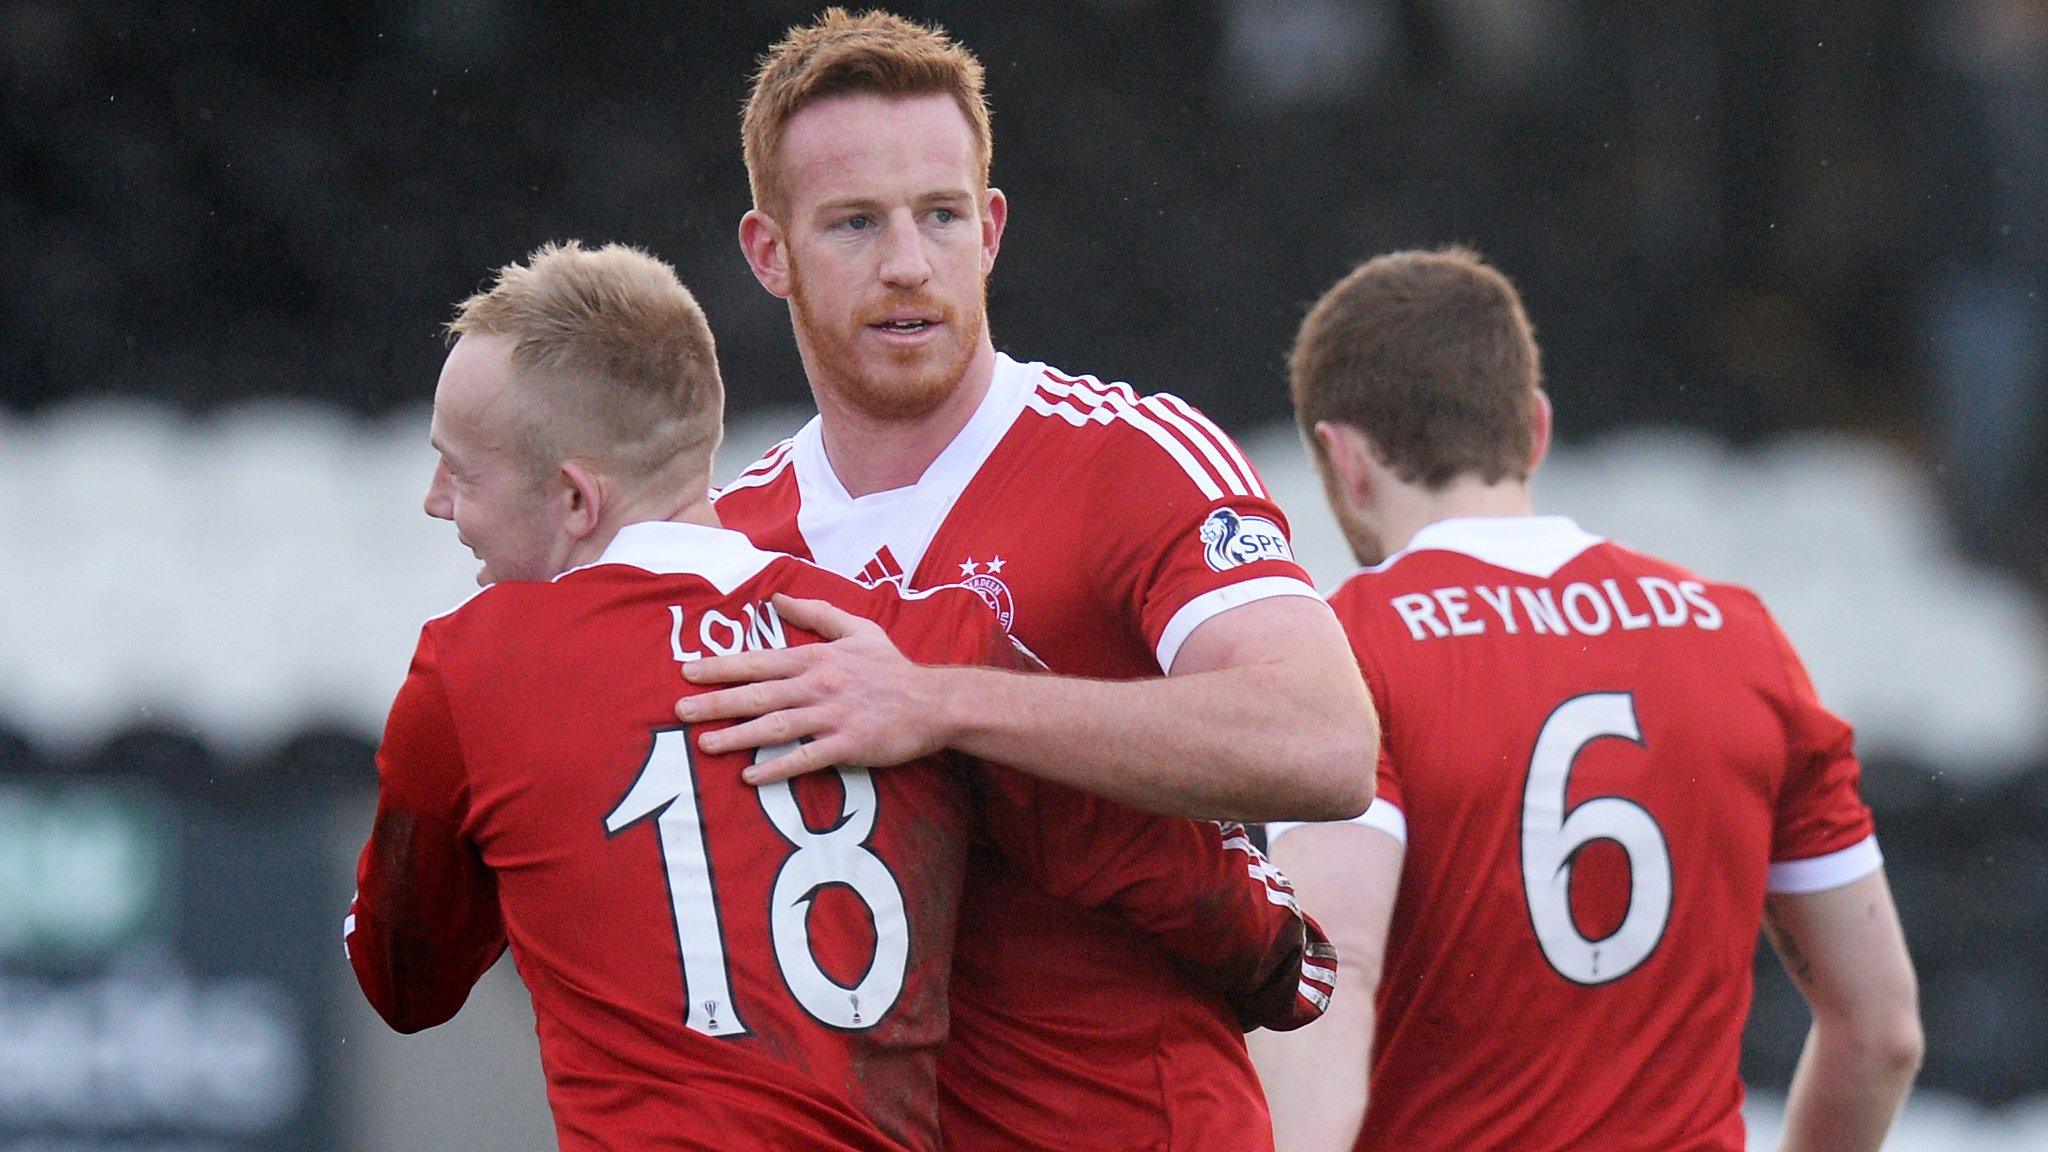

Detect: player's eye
843,213,873,231
930,208,957,225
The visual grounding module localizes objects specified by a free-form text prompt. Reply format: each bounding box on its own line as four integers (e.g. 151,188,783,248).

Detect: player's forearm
348,810,508,1033
1774,1013,1922,1152
1248,988,1372,1152
928,659,1374,821
346,897,506,1033
1762,875,1921,1152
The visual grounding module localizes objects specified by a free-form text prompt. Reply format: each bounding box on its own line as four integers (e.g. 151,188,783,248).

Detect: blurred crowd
3,0,2043,570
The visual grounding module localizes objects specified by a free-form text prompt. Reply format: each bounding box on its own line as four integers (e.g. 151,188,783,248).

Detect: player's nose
423,462,455,521
877,212,932,289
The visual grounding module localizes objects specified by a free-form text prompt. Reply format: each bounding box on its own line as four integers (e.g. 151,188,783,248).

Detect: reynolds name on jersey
1389,576,1723,642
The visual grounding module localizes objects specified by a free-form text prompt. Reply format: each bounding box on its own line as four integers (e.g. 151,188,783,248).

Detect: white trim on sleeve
1156,575,1324,672
1265,798,1407,848
1767,834,1883,894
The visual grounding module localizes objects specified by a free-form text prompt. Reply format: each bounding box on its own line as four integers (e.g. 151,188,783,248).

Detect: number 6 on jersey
1521,692,1673,985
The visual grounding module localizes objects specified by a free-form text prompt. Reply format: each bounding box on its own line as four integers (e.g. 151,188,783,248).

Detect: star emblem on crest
985,556,1006,574
959,558,979,577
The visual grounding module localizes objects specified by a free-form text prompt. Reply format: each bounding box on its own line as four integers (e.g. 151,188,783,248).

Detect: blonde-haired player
348,240,1337,1152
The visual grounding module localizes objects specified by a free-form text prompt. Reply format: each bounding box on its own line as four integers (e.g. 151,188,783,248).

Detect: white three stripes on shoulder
1034,373,1253,498
1030,372,1264,500
717,439,796,495
1147,391,1267,499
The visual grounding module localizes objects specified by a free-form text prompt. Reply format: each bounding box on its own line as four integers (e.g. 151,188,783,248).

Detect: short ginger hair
742,7,991,217
448,241,723,480
1290,247,1542,490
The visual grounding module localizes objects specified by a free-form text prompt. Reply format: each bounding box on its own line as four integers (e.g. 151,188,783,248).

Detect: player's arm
971,762,1337,1031
1247,822,1401,1152
345,628,507,1034
1763,870,1922,1152
1749,593,1921,1150
675,591,1376,822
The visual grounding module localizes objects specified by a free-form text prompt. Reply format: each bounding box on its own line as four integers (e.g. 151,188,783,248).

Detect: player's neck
1382,477,1536,557
814,342,998,498
559,486,720,572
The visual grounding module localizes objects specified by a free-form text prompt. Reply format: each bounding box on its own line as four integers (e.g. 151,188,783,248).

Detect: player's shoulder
1326,543,1489,614
1326,561,1438,642
420,579,549,642
1325,566,1382,616
710,433,801,523
1590,538,1705,583
412,579,584,690
1013,359,1269,502
715,434,800,498
1592,540,1775,626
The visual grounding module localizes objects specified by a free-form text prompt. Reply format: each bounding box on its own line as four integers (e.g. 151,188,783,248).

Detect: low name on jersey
1201,508,1294,571
669,598,789,663
1390,576,1724,642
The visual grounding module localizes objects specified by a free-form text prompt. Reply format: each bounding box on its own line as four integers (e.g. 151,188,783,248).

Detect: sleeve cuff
1155,575,1325,672
1266,798,1407,848
1767,834,1883,894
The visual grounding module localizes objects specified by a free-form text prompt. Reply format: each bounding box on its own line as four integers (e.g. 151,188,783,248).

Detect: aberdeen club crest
953,556,1016,631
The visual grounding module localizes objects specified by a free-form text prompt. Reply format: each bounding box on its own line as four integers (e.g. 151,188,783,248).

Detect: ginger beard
787,245,989,422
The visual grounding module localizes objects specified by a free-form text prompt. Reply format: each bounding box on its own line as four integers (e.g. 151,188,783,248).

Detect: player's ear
980,187,1007,274
1312,421,1376,506
1526,389,1553,474
739,210,792,299
559,459,606,541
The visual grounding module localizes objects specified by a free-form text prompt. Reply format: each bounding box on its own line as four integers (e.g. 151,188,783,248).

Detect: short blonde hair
742,7,991,216
448,241,723,480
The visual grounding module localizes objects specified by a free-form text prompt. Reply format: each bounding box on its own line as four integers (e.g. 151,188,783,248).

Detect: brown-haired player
675,8,1378,1151
1249,247,1923,1152
344,241,1336,1152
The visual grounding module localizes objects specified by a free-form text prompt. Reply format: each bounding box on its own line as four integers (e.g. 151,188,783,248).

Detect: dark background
7,1,2043,575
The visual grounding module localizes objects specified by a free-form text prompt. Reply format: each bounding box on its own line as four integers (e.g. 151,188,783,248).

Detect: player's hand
674,594,949,784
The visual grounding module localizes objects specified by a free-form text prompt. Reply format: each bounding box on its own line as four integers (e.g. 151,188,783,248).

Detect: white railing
3,402,2043,777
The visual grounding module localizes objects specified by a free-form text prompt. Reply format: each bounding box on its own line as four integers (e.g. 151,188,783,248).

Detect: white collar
1370,515,1605,579
572,520,783,594
791,351,1037,507
787,352,1039,579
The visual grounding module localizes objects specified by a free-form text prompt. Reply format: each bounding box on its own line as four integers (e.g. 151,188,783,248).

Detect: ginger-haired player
683,9,1378,1150
344,241,1336,1152
1250,247,1923,1152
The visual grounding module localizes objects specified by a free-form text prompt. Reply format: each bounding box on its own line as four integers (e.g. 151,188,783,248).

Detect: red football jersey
346,521,1329,1152
716,353,1327,1152
1277,516,1880,1152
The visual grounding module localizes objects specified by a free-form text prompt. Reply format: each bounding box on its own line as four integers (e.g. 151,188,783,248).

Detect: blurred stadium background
3,2,2044,1149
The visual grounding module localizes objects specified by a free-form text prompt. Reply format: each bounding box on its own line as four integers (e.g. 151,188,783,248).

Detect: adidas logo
857,546,907,588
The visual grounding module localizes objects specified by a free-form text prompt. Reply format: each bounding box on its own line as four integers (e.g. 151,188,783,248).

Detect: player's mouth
460,539,489,583
866,316,942,346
